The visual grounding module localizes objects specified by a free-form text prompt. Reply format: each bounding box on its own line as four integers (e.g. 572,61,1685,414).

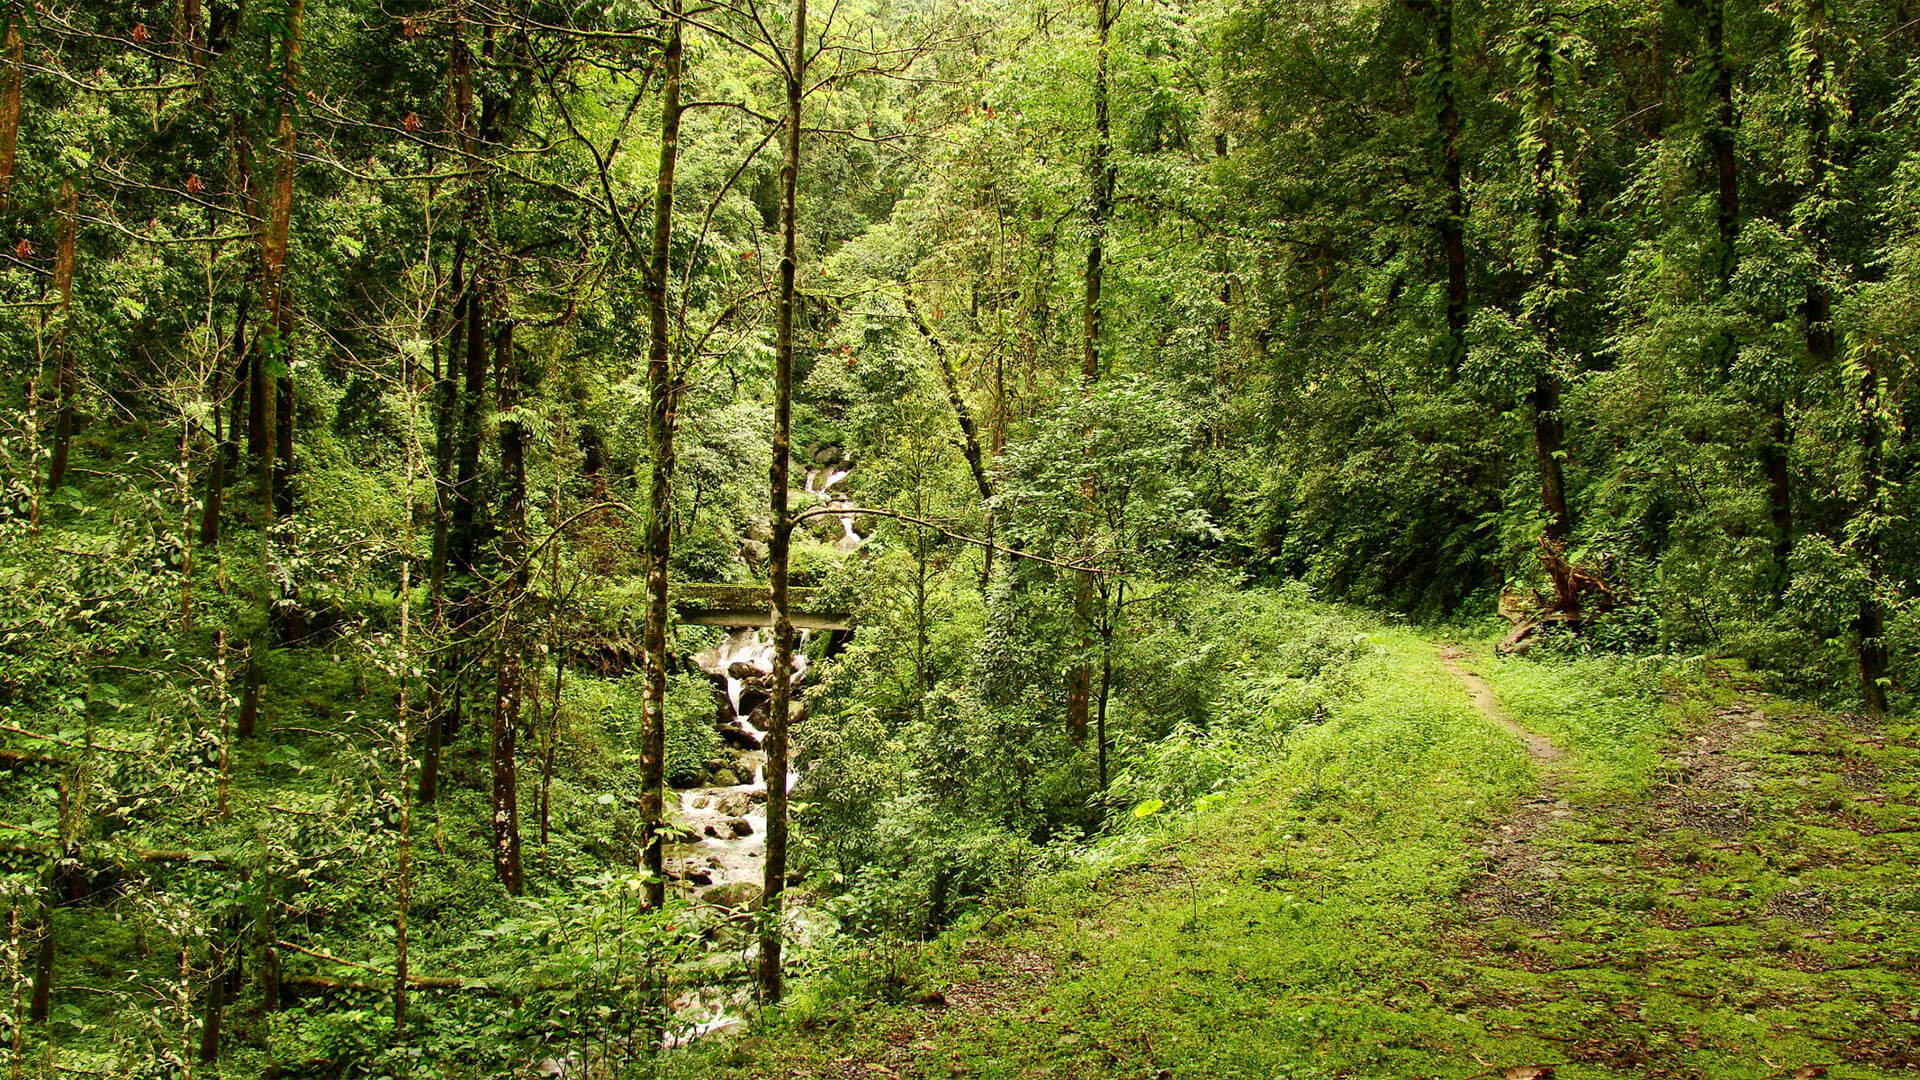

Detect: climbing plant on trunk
761,0,806,1006
640,0,686,913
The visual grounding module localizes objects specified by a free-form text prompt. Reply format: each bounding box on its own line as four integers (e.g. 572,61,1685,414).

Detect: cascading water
665,463,860,898
658,455,861,1043
671,627,808,897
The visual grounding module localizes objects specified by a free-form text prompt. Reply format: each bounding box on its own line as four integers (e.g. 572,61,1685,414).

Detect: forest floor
682,628,1920,1080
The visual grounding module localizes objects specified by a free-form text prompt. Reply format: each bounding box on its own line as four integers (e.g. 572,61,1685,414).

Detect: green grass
685,627,1549,1078
679,631,1920,1080
1476,648,1669,800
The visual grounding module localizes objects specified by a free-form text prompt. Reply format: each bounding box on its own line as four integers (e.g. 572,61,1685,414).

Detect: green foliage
3,0,1916,1074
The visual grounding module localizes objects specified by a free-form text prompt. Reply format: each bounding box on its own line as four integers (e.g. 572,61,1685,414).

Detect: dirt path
1438,645,1566,761
1439,645,1576,928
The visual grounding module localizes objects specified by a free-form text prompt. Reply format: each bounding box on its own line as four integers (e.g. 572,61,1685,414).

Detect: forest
0,0,1916,1075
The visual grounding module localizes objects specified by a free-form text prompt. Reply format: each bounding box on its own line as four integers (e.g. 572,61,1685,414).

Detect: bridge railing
673,583,853,631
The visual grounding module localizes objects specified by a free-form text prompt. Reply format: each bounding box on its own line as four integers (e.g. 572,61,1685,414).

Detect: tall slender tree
1427,0,1468,363
1068,0,1114,744
263,0,304,519
44,181,75,492
1852,340,1891,715
1520,1,1573,569
237,0,305,741
0,0,22,206
640,0,686,912
761,0,806,1006
423,16,482,803
480,17,526,896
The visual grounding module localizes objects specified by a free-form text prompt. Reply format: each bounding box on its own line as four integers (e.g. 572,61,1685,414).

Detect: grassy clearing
682,630,1920,1080
1474,648,1668,802
686,625,1551,1079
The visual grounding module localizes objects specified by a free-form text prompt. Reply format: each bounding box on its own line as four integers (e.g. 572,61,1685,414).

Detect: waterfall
661,452,860,1043
677,626,817,895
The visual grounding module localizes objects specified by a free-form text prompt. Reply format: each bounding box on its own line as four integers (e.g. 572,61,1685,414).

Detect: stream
659,460,862,1041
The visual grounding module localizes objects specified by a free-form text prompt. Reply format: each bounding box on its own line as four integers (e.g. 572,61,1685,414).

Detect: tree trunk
0,2,21,206
1701,0,1789,582
198,933,226,1062
46,182,76,492
200,291,249,547
904,291,995,586
237,644,262,738
1775,0,1837,606
422,242,463,805
449,29,489,583
489,298,525,897
1432,0,1467,361
1763,402,1792,579
180,0,205,78
261,0,303,517
247,305,270,465
906,297,993,506
640,0,685,912
1800,0,1834,366
450,270,488,576
9,902,25,1069
1705,0,1737,281
760,0,806,1007
27,897,50,1024
422,28,477,806
176,424,196,628
1531,374,1571,546
238,0,302,713
1068,0,1114,742
461,17,523,898
1096,624,1113,792
1525,4,1572,559
1855,352,1890,716
394,377,418,1031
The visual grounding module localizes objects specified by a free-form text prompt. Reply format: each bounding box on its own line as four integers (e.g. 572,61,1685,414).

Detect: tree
1067,0,1116,743
761,0,807,1007
1518,0,1574,563
998,375,1213,792
640,0,686,913
1421,0,1469,364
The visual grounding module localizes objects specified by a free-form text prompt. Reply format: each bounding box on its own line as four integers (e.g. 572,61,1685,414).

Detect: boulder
736,687,769,719
669,862,714,886
718,725,761,751
701,881,764,911
726,817,754,838
737,539,767,573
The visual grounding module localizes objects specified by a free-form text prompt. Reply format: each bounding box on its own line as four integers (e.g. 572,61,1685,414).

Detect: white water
661,457,861,1044
678,628,810,896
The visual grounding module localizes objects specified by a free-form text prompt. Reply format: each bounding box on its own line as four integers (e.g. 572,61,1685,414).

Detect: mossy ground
679,629,1920,1080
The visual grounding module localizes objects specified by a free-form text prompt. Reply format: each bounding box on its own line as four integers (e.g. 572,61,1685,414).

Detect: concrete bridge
673,583,853,631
